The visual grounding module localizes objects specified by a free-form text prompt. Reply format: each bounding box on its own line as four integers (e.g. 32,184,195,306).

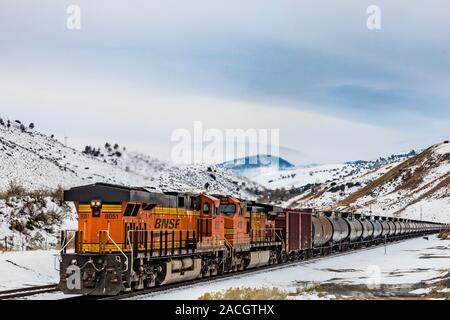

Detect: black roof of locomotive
63,183,171,204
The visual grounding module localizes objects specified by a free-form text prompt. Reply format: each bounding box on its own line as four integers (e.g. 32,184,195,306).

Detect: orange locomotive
59,183,282,295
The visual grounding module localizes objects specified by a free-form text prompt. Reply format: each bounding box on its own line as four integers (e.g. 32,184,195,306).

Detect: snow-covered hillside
0,117,261,249
0,118,261,198
244,152,415,190
290,142,450,223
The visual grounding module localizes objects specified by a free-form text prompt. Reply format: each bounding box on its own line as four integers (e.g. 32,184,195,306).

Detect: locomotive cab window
203,203,210,214
124,203,140,216
190,198,197,210
131,204,141,216
220,204,236,217
124,204,134,216
178,196,185,208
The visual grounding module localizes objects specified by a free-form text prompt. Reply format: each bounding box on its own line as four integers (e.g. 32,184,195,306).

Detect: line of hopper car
58,183,449,296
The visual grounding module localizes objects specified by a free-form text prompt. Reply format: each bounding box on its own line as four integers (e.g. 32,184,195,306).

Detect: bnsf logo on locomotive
154,218,181,229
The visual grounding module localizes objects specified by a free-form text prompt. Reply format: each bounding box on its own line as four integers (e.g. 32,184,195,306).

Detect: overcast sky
1,1,449,165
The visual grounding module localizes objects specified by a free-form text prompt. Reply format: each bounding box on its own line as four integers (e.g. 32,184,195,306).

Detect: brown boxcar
275,210,312,252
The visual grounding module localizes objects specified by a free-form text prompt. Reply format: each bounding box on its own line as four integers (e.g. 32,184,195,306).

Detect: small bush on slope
4,180,27,198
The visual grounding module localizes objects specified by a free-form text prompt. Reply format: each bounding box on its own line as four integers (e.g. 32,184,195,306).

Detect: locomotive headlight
91,200,102,217
91,200,102,209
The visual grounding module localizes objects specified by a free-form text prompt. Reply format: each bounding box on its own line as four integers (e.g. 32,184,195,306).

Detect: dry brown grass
393,173,450,216
438,230,450,240
337,150,427,207
3,180,27,198
197,284,333,300
0,181,64,201
198,287,290,300
291,186,329,207
337,145,450,208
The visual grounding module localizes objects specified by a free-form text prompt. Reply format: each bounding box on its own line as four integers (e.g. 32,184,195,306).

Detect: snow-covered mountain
243,151,416,190
289,142,450,223
0,117,261,198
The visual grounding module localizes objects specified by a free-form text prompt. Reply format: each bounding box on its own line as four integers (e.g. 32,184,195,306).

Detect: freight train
58,183,448,296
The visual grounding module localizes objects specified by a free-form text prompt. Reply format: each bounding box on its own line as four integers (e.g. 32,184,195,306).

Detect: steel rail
0,284,59,300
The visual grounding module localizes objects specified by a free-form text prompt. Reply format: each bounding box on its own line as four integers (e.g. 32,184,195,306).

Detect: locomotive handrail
100,230,129,272
126,228,197,247
126,228,197,273
57,230,77,261
126,230,135,275
250,227,284,243
54,230,77,271
274,229,286,249
223,238,234,258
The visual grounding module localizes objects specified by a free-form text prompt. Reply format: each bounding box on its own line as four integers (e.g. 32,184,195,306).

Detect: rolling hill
0,117,261,198
289,141,450,223
0,116,262,249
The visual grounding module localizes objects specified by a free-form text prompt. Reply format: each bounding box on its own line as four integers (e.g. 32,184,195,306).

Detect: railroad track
0,284,59,300
100,238,412,300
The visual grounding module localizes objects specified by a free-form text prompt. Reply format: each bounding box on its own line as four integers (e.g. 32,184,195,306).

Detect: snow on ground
0,249,60,290
435,142,450,155
135,235,450,300
1,236,448,299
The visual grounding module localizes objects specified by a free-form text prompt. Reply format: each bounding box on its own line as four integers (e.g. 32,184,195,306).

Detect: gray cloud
0,1,449,164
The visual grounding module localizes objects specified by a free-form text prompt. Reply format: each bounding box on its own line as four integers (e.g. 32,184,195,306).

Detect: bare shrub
5,180,27,198
48,185,64,201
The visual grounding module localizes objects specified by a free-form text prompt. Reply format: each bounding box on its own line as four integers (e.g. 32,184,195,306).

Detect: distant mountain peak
218,155,295,172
